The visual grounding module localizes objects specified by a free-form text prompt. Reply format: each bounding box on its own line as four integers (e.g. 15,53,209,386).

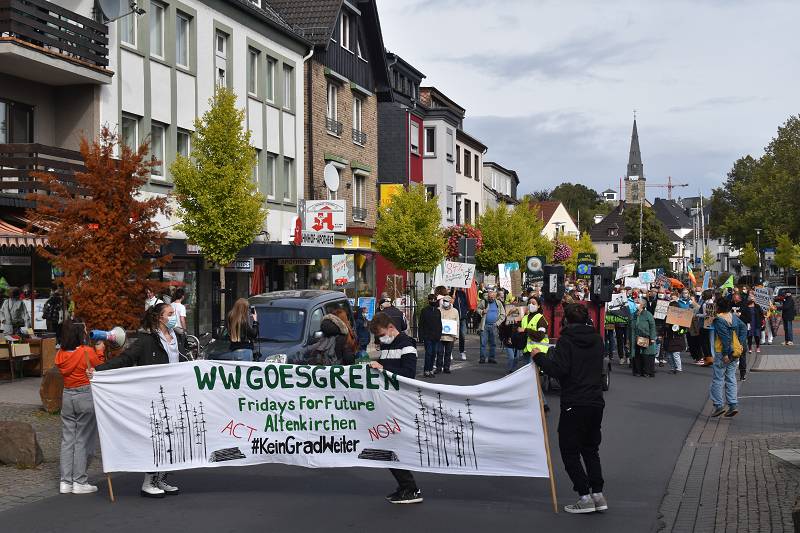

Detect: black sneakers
710,406,727,417
386,489,423,504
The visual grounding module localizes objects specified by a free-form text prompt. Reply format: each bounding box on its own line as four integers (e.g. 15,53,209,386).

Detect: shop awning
0,219,47,248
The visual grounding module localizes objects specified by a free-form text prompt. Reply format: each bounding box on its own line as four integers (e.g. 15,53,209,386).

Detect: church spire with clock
624,117,645,204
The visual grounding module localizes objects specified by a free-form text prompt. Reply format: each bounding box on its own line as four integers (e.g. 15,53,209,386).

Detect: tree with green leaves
702,248,715,271
373,183,445,274
170,86,266,322
549,182,611,234
774,234,797,282
556,232,598,275
476,203,553,274
623,204,674,271
740,242,759,269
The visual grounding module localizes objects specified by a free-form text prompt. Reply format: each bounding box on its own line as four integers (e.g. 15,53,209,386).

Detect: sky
377,0,800,200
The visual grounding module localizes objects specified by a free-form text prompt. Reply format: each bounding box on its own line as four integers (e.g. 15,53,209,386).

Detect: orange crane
645,176,689,200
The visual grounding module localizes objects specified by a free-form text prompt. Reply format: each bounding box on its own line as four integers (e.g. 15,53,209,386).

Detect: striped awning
0,219,47,248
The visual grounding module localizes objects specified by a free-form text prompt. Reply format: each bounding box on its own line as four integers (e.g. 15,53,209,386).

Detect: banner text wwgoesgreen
194,364,400,392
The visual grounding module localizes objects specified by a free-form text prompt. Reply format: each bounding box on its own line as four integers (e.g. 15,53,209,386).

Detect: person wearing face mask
368,312,422,504
90,302,188,498
629,297,657,377
518,297,549,367
438,295,459,374
678,289,692,309
477,289,506,364
419,294,443,377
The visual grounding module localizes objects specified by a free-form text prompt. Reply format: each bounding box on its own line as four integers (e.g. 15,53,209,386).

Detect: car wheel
602,364,611,392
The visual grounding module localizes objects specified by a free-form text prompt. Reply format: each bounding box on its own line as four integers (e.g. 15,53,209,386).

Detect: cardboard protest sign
754,288,772,312
654,300,670,320
435,261,476,289
616,263,635,280
703,301,716,328
91,362,550,478
666,306,694,328
510,270,523,297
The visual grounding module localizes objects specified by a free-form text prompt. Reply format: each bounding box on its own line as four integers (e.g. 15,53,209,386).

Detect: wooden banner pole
107,474,116,503
534,365,558,513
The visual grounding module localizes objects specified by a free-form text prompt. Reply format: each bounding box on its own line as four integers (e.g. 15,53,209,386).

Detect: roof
652,198,692,230
483,161,519,184
267,0,342,44
528,200,573,226
456,129,487,152
627,119,644,179
602,188,616,194
232,0,309,45
419,86,466,115
385,50,425,80
591,201,684,243
0,218,46,248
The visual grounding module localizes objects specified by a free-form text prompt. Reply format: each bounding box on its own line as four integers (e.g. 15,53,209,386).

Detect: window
121,114,138,149
474,203,479,222
265,153,276,198
176,13,190,68
266,58,276,102
356,35,365,60
247,48,259,96
119,10,136,47
215,31,228,86
150,122,165,177
446,186,454,221
340,12,351,51
353,173,366,220
464,199,471,224
613,243,619,253
149,2,164,58
326,82,338,120
464,149,472,177
177,129,191,158
456,145,461,173
409,122,419,154
474,155,480,181
283,157,293,200
446,129,454,161
424,127,435,156
353,96,363,134
425,185,436,200
283,65,293,110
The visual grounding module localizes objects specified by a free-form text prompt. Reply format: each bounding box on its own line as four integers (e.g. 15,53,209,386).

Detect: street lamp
755,228,762,284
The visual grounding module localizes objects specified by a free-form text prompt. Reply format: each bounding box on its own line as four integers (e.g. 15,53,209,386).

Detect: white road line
738,394,800,399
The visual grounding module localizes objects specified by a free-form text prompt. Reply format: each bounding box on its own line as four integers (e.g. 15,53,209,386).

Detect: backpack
42,297,61,321
10,301,26,329
714,316,744,359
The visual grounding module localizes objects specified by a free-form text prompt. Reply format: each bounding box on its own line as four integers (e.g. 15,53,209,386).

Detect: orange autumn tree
27,127,171,330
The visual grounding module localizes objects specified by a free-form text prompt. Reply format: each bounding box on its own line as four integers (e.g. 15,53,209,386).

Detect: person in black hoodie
418,294,443,377
369,311,422,504
531,303,607,515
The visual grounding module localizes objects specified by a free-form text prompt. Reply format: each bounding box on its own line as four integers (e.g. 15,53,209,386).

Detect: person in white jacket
0,288,31,335
437,295,460,374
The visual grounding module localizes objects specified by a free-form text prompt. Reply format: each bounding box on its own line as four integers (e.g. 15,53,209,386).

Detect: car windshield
254,307,305,342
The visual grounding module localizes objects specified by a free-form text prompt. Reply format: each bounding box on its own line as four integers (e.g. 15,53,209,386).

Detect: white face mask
379,334,396,344
442,302,451,309
528,303,538,313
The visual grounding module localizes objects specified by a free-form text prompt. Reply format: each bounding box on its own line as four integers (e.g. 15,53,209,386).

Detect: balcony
0,0,112,85
325,117,343,136
352,129,367,145
352,206,367,222
0,143,85,195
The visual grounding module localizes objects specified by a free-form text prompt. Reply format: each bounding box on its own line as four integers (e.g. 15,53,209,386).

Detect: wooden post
106,474,115,502
535,366,559,513
30,250,35,330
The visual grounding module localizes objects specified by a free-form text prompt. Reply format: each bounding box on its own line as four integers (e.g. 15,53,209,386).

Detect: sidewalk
658,349,800,532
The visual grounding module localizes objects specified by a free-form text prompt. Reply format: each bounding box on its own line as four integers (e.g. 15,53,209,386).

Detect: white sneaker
141,473,166,498
72,483,98,494
460,352,466,361
59,482,73,494
156,473,180,495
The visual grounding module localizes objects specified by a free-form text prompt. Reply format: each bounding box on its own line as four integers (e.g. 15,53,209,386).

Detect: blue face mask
165,315,178,330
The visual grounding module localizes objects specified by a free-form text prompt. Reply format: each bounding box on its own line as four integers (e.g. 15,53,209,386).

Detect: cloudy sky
377,0,799,199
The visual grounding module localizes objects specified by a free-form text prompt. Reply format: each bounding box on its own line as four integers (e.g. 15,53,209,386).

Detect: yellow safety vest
521,313,549,354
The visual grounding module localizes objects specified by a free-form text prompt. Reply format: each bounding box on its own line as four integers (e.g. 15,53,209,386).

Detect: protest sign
511,270,523,297
357,297,376,320
624,276,648,290
655,274,671,289
616,263,635,280
441,319,459,337
437,261,476,289
498,262,519,292
754,288,772,312
666,306,694,328
332,254,353,286
484,274,497,286
609,292,628,310
576,253,597,280
91,362,550,479
702,271,711,290
703,301,716,328
639,271,655,284
654,300,670,320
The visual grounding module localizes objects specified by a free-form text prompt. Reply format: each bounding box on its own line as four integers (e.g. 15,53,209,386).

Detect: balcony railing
325,117,343,136
352,206,367,222
352,129,367,145
0,0,110,68
0,143,85,195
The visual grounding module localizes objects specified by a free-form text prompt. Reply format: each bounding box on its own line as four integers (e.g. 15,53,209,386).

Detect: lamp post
755,228,762,284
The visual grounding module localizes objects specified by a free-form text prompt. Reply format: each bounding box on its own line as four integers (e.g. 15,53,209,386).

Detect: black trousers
739,352,747,378
687,334,703,361
700,329,713,358
615,327,628,359
558,405,604,496
390,468,417,491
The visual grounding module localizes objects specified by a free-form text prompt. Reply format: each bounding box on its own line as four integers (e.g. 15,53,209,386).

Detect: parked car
203,290,353,363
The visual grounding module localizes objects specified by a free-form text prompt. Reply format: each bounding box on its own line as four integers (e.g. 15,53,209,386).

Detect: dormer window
340,12,351,52
608,226,619,237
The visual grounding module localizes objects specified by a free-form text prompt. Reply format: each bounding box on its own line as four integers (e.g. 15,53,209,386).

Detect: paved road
1,343,713,533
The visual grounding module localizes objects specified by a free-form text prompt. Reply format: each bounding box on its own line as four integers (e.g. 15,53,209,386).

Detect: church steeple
624,116,645,204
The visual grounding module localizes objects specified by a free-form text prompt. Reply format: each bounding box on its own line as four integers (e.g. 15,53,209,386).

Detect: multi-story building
271,0,392,301
455,129,487,226
529,201,579,239
482,162,519,209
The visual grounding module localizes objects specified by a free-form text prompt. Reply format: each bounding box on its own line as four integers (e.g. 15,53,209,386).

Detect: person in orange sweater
55,318,105,495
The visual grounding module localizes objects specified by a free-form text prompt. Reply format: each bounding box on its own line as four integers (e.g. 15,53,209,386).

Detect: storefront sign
302,231,335,248
91,362,549,478
278,259,316,266
305,200,346,233
0,256,31,266
204,258,255,272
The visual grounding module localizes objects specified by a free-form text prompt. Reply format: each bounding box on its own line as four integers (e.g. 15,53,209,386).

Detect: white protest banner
608,292,628,310
654,300,670,320
91,362,549,478
441,319,459,337
436,261,476,289
624,276,648,290
754,288,772,311
615,263,635,280
497,262,519,292
639,271,655,284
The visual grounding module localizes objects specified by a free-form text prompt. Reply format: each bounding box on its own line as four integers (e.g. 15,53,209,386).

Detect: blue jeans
709,358,738,408
424,340,441,373
668,351,682,372
480,326,497,361
784,320,794,342
219,348,253,361
505,347,517,371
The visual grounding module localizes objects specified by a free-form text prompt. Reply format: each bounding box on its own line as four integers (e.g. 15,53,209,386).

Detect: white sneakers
141,473,180,498
60,482,97,494
59,482,73,494
460,352,467,361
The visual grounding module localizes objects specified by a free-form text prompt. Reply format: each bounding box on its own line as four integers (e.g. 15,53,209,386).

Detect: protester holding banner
477,289,505,364
378,297,408,334
56,319,105,495
368,312,423,504
630,298,657,377
438,295,459,374
531,303,607,514
91,302,186,498
303,311,357,366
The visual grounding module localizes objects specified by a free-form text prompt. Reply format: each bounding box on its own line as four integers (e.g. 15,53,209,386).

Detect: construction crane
645,176,689,200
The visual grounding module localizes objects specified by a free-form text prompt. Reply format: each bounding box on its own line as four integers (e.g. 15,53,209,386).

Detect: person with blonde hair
227,298,259,361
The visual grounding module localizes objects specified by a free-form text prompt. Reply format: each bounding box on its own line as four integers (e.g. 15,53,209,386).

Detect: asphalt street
1,340,713,533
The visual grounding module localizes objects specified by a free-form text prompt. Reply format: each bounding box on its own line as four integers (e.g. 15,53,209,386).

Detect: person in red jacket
55,319,105,495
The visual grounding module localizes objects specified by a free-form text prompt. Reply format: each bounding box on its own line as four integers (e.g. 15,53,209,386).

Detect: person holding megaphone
88,302,190,498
